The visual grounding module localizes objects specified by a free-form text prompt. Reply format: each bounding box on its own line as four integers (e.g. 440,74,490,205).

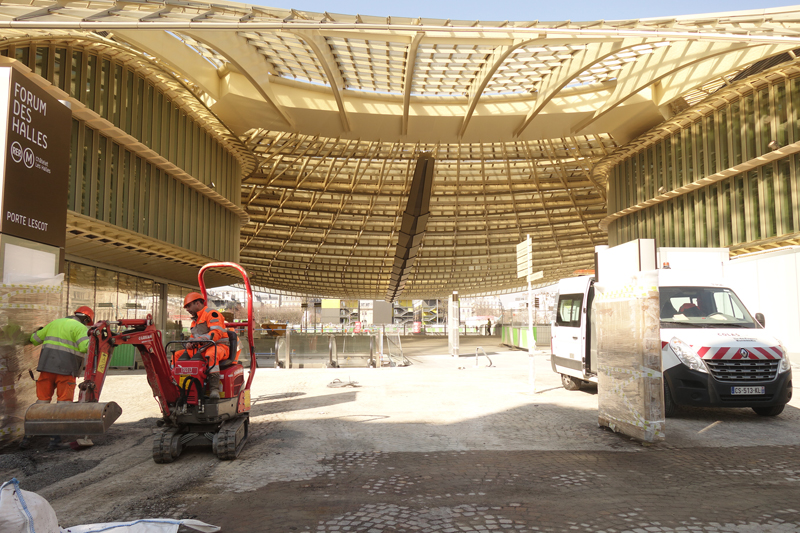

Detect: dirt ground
2,336,800,532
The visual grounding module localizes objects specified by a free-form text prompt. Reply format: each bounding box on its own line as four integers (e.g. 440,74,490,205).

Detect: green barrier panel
500,326,540,350
109,343,136,368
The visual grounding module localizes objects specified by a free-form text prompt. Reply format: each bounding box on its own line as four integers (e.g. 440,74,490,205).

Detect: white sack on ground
2,479,219,533
0,478,60,533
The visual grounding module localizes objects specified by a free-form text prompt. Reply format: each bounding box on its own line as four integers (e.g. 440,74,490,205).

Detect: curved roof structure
2,1,800,298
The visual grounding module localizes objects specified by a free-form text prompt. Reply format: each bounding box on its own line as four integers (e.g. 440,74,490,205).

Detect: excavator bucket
23,402,122,436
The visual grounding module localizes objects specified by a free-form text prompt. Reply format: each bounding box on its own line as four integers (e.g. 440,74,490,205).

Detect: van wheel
753,404,785,417
561,374,582,391
664,383,678,417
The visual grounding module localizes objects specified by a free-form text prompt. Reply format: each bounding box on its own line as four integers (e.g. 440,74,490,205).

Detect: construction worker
20,306,94,450
174,292,229,400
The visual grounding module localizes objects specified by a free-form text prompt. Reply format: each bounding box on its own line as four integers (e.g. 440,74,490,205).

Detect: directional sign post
517,236,541,392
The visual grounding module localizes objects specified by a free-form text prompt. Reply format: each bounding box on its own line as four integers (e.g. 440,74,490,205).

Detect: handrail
384,333,409,366
328,334,338,368
286,328,292,368
369,335,375,368
475,346,494,368
275,336,286,368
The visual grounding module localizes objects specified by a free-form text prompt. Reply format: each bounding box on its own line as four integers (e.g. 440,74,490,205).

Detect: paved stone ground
192,447,800,532
4,335,800,532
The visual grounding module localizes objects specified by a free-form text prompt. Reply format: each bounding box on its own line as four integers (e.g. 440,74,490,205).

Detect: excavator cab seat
220,329,240,370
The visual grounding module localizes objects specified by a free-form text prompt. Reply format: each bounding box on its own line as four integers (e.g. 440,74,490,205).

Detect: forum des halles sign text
0,66,70,248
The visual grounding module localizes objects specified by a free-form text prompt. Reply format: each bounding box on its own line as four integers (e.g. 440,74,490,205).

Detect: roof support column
402,32,425,136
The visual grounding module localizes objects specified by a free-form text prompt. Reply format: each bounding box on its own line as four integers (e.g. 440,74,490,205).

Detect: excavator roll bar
198,262,258,391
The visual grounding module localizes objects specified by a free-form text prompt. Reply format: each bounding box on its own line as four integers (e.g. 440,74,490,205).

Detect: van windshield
659,286,758,328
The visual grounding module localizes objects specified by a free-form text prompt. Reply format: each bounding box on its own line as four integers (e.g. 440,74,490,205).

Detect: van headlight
669,337,708,373
779,344,791,373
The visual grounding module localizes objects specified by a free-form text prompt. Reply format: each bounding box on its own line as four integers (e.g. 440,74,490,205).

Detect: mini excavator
23,262,257,463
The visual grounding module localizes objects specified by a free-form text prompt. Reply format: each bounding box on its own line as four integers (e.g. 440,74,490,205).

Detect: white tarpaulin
61,519,220,533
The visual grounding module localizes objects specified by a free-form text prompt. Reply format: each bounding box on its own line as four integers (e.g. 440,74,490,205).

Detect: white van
551,271,793,416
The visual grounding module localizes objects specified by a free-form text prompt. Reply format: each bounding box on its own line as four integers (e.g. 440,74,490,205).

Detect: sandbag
61,519,220,533
0,478,60,533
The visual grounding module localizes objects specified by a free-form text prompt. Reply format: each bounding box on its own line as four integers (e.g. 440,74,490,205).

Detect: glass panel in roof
243,32,329,85
169,32,227,69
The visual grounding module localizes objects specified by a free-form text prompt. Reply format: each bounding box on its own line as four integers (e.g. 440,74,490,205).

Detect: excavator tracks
152,427,182,464
212,415,249,460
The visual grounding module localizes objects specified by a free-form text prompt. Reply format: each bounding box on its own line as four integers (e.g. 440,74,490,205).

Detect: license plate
731,386,766,395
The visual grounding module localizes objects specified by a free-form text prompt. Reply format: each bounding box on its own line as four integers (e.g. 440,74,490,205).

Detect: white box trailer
551,242,793,416
726,246,800,359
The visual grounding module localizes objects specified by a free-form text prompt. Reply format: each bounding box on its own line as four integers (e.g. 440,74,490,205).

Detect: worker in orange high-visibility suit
173,292,229,400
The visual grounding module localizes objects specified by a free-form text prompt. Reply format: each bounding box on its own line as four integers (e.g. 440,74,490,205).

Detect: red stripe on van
755,347,776,359
696,346,710,357
712,347,730,359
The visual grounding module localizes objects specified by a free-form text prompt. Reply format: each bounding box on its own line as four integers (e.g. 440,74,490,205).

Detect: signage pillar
0,66,72,444
0,67,71,250
517,235,544,393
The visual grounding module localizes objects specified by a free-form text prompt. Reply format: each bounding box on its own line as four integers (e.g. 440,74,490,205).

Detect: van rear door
552,276,593,377
553,293,583,365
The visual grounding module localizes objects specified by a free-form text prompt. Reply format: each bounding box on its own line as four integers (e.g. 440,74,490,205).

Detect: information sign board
527,270,544,282
516,238,532,278
0,67,71,248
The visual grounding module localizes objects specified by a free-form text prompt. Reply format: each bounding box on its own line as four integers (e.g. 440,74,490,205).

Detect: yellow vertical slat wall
607,74,800,252
1,43,241,263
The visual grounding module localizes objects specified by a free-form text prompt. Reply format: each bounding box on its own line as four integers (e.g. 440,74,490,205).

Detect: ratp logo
10,141,22,163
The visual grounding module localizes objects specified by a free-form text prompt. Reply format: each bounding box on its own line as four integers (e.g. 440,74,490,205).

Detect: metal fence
401,323,499,336
292,322,513,336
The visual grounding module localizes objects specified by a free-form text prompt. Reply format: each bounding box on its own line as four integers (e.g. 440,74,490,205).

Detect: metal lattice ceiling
240,133,613,297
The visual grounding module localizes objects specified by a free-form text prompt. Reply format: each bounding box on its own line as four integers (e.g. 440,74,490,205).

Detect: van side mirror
755,312,765,328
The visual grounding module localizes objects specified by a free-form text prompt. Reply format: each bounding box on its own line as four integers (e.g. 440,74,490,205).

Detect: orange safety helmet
183,292,205,308
74,305,94,324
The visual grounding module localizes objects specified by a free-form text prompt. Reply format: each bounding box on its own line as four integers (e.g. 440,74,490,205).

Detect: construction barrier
500,325,551,350
269,327,408,369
